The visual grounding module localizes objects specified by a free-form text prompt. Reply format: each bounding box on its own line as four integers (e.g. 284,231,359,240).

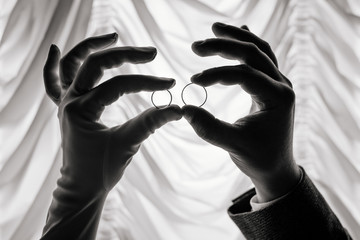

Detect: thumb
182,105,236,150
117,105,183,145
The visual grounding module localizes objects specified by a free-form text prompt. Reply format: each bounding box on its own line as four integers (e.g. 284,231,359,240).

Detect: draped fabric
0,1,94,239
0,0,360,240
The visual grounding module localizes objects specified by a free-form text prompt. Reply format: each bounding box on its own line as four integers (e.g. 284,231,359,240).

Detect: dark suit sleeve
228,167,352,240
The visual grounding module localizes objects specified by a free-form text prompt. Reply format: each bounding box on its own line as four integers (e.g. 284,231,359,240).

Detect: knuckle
282,74,293,88
59,57,68,72
262,41,272,51
143,114,158,134
83,39,95,50
247,43,260,53
82,52,102,73
237,64,251,72
44,88,54,100
62,100,79,116
86,52,98,66
279,85,295,106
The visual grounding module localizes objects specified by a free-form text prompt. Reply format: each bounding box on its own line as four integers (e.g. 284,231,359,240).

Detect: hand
43,33,182,197
183,23,301,202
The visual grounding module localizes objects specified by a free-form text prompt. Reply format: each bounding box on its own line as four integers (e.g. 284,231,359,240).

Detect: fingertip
213,22,227,27
191,41,204,52
146,46,157,53
45,44,60,68
49,44,60,56
190,74,210,88
169,104,182,112
241,25,250,31
145,47,157,60
169,104,183,120
168,78,176,88
112,32,118,41
156,104,183,121
212,22,227,33
190,73,202,83
181,105,199,122
132,47,157,63
192,41,210,57
157,77,176,89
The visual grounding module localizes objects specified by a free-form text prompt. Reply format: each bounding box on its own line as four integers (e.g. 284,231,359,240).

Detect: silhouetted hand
43,33,182,197
183,23,301,202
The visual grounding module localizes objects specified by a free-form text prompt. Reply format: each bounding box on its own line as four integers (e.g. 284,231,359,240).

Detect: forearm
41,175,107,240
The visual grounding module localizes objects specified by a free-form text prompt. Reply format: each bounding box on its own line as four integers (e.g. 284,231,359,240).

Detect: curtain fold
0,0,359,240
0,1,93,239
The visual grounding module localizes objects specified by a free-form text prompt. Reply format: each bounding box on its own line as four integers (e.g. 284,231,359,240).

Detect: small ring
151,90,173,109
181,83,207,107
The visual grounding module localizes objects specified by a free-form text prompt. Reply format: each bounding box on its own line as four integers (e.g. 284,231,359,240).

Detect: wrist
42,177,108,239
251,163,301,203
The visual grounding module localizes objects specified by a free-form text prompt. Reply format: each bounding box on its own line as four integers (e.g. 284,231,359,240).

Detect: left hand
43,33,182,197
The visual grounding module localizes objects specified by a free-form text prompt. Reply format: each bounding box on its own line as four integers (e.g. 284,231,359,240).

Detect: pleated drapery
0,1,359,240
0,0,93,239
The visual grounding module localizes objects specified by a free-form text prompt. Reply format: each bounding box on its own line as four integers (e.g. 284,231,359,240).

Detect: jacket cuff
228,166,351,239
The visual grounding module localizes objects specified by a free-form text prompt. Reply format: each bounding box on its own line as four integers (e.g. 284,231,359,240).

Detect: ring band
181,83,207,107
151,90,172,109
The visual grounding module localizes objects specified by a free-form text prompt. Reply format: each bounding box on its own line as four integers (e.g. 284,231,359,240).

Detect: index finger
72,47,157,95
192,38,280,80
211,22,278,67
81,75,176,121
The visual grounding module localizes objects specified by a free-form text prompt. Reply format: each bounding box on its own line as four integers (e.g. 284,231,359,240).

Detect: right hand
183,23,300,202
43,33,182,197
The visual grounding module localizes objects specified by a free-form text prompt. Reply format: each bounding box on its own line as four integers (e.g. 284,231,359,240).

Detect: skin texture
182,23,301,203
42,33,182,239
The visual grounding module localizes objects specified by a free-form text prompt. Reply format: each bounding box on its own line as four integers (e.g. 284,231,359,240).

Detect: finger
82,75,175,120
43,44,61,105
191,65,290,110
192,38,280,80
191,64,294,110
182,105,238,152
60,33,118,88
212,22,278,67
241,25,250,31
116,105,182,145
72,47,157,95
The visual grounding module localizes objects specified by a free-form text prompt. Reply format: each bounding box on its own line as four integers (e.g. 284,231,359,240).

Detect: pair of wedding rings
151,83,208,109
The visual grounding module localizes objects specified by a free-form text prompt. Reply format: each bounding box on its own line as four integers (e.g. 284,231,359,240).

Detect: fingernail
169,79,176,87
111,32,118,40
193,41,204,47
103,32,117,39
50,44,59,53
191,73,202,82
144,46,157,52
143,47,157,58
214,22,227,27
241,25,249,31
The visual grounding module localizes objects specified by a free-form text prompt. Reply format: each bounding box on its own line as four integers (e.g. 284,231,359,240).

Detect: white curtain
1,0,360,240
0,0,94,239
